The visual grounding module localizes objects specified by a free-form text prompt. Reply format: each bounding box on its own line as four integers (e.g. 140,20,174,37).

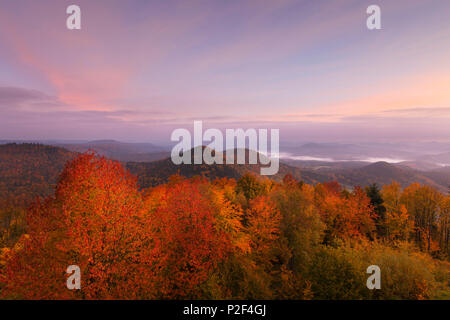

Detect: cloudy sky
1,0,449,144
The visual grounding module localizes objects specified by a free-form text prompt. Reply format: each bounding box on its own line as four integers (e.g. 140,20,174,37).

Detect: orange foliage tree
314,182,376,243
1,153,151,299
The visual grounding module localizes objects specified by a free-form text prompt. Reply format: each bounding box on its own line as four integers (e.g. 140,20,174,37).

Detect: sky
0,0,450,144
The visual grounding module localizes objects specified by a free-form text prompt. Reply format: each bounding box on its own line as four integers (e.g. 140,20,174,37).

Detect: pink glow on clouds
0,0,450,142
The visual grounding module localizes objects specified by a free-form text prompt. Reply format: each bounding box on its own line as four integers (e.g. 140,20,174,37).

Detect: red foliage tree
144,178,231,299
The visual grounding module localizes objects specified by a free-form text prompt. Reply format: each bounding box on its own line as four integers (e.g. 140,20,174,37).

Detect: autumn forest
1,150,449,300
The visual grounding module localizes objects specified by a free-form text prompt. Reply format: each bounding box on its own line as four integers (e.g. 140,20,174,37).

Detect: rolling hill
126,147,330,188
0,143,76,205
333,161,450,193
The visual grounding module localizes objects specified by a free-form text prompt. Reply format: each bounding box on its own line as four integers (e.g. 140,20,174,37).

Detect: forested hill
0,144,76,205
333,161,450,194
125,148,329,188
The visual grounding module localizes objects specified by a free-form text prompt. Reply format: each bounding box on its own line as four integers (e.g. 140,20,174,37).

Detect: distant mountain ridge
419,152,450,165
282,141,450,164
55,140,170,162
0,139,171,163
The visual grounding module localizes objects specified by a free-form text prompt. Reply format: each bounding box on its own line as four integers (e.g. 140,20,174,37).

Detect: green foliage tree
365,183,387,238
